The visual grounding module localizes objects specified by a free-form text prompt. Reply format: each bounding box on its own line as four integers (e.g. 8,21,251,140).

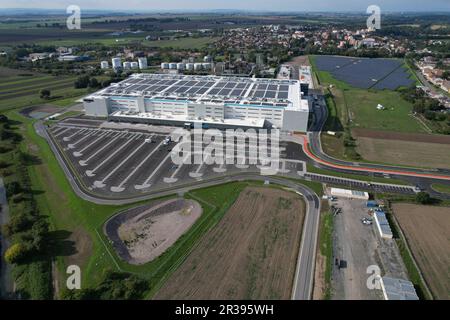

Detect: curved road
35,121,321,300
307,97,450,183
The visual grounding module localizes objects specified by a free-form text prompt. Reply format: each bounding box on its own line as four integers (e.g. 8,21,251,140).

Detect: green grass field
431,183,450,194
318,204,333,300
0,67,103,112
310,56,424,133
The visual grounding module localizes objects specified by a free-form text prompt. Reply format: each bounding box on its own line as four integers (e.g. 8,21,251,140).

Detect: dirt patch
287,55,310,66
64,228,93,267
105,199,202,265
353,128,450,145
20,105,61,119
313,252,326,300
355,136,450,169
392,203,450,300
154,187,305,300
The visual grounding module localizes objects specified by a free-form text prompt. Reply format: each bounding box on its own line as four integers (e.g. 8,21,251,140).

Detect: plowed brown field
154,187,305,299
392,203,450,300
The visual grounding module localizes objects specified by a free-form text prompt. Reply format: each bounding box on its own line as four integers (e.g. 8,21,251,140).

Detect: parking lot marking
63,128,87,141
67,130,96,149
53,127,72,137
110,140,165,192
189,154,210,178
94,139,150,188
52,126,69,134
73,131,114,157
85,135,137,177
79,132,127,166
164,152,191,183
135,151,173,190
213,162,227,173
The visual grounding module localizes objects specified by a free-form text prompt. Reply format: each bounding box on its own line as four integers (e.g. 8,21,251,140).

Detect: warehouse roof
85,73,308,111
380,277,419,300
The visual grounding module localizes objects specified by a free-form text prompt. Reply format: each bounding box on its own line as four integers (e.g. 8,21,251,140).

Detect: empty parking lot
48,124,306,197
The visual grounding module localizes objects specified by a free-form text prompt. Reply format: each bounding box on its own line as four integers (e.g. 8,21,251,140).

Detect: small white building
111,57,121,69
329,187,369,200
138,57,148,69
100,61,109,69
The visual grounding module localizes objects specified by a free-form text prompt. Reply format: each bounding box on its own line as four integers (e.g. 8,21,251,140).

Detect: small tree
88,77,99,88
416,192,432,204
40,89,51,99
5,181,22,197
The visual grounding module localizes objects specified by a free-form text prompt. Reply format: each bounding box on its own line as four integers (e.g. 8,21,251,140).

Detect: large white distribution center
83,73,310,131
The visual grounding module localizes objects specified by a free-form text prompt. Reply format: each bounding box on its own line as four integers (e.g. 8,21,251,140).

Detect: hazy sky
2,0,450,12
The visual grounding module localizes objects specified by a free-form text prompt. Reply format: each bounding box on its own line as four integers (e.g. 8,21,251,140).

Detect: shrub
6,181,22,197
39,89,51,99
4,243,27,264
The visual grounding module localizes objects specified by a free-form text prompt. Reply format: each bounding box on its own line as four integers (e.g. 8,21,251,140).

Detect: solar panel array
314,55,414,90
99,74,295,106
247,83,290,100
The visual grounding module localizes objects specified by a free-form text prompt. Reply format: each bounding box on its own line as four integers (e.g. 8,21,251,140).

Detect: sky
1,0,450,12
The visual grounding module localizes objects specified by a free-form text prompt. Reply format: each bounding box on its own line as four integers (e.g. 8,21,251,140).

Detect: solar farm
314,55,415,89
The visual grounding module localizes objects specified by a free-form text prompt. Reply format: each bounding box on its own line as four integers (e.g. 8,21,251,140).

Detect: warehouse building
83,73,310,132
329,187,369,200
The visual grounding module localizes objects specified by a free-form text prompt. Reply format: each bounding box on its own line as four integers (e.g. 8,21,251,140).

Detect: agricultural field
143,37,219,49
0,67,89,111
392,203,450,300
155,186,305,299
354,129,450,169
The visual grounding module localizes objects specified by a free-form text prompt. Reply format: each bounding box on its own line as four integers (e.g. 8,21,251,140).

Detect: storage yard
154,187,305,299
328,189,409,300
392,203,450,299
